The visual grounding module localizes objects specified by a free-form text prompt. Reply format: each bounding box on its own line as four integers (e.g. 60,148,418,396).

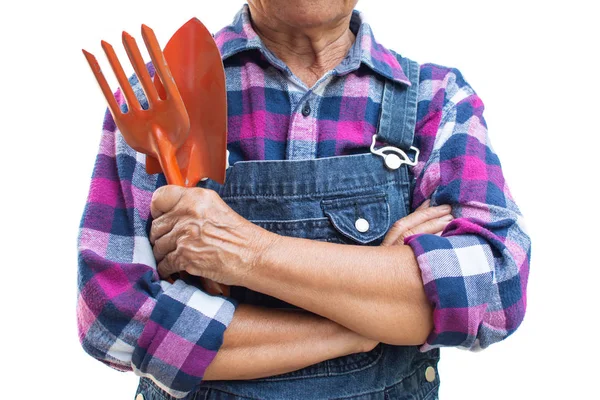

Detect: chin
256,0,358,29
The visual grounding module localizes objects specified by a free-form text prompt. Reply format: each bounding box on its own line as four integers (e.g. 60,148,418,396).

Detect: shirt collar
214,4,411,86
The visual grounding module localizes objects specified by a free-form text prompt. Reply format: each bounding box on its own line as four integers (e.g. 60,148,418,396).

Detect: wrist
240,225,282,286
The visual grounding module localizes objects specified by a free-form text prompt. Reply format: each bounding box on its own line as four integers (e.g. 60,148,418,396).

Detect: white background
1,0,598,398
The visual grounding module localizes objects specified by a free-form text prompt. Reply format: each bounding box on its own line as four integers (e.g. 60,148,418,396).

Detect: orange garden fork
83,24,228,296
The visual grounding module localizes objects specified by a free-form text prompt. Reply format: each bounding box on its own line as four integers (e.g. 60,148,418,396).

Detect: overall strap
376,55,420,150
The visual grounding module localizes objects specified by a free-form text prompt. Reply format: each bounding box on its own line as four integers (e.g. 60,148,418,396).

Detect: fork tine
100,40,141,112
82,49,123,119
122,31,159,106
141,24,180,102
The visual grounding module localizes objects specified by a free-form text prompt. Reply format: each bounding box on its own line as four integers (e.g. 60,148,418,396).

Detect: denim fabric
135,57,440,400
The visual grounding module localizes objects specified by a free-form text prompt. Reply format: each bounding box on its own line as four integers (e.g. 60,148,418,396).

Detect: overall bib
136,57,440,400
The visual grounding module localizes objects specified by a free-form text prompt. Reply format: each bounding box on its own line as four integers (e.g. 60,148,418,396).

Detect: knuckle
174,233,186,249
176,233,190,250
183,260,198,275
420,221,438,234
150,217,161,231
183,187,198,200
422,207,438,218
191,187,210,200
152,246,161,261
181,225,192,238
182,221,201,238
203,188,222,205
171,247,184,266
203,189,220,205
392,220,406,230
184,263,194,274
153,240,162,255
205,188,219,198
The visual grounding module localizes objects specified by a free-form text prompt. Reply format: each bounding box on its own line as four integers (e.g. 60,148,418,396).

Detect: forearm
150,188,432,347
203,304,370,381
245,235,433,346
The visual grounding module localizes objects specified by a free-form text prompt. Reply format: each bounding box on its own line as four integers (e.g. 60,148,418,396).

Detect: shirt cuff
132,279,237,398
406,233,495,351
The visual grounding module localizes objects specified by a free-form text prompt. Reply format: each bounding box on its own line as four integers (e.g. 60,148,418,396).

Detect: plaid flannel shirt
77,4,530,397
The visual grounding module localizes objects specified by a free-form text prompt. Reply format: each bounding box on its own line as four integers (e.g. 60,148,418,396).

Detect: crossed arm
150,188,451,380
78,67,529,396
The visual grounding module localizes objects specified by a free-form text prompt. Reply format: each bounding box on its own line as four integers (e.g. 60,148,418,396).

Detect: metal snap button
136,394,144,400
425,366,436,382
384,153,402,170
301,102,311,117
355,218,370,233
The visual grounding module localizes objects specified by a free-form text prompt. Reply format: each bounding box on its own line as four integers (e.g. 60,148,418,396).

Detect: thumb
150,185,186,219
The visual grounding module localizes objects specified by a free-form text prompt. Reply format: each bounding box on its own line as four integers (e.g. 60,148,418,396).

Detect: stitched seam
221,180,407,200
321,192,387,206
250,217,330,224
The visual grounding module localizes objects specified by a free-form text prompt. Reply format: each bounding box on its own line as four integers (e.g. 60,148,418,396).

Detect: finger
149,213,178,244
393,215,454,245
152,229,179,263
415,199,430,210
382,204,451,246
151,185,186,219
157,251,181,279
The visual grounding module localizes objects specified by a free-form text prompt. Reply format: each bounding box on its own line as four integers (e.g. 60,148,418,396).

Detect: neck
248,6,355,87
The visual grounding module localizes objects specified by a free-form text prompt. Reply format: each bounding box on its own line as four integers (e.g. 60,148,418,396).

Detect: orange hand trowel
149,18,228,188
83,19,229,296
151,18,229,296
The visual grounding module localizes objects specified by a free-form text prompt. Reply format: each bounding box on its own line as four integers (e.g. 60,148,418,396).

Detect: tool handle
152,124,184,186
152,124,230,297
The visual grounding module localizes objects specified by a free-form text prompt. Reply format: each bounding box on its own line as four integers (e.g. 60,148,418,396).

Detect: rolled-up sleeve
406,65,530,351
76,73,236,398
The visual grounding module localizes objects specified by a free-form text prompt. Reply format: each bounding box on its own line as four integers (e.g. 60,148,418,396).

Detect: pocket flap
321,192,390,244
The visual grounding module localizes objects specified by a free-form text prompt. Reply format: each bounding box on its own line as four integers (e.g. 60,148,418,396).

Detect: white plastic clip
370,135,419,170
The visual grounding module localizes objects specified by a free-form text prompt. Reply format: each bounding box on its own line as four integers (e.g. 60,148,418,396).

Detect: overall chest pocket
321,191,391,245
242,191,391,245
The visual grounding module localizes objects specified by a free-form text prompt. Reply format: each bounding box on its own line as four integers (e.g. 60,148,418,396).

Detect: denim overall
136,57,440,400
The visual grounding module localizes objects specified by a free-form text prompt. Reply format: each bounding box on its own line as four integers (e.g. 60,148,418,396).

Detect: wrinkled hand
150,185,274,285
382,200,453,246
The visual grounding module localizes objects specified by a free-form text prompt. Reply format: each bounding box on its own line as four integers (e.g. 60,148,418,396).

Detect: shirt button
301,102,311,117
425,366,436,382
355,218,370,233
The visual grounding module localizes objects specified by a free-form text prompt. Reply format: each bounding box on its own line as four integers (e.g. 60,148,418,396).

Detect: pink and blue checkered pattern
77,85,236,397
77,4,530,397
407,66,530,350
